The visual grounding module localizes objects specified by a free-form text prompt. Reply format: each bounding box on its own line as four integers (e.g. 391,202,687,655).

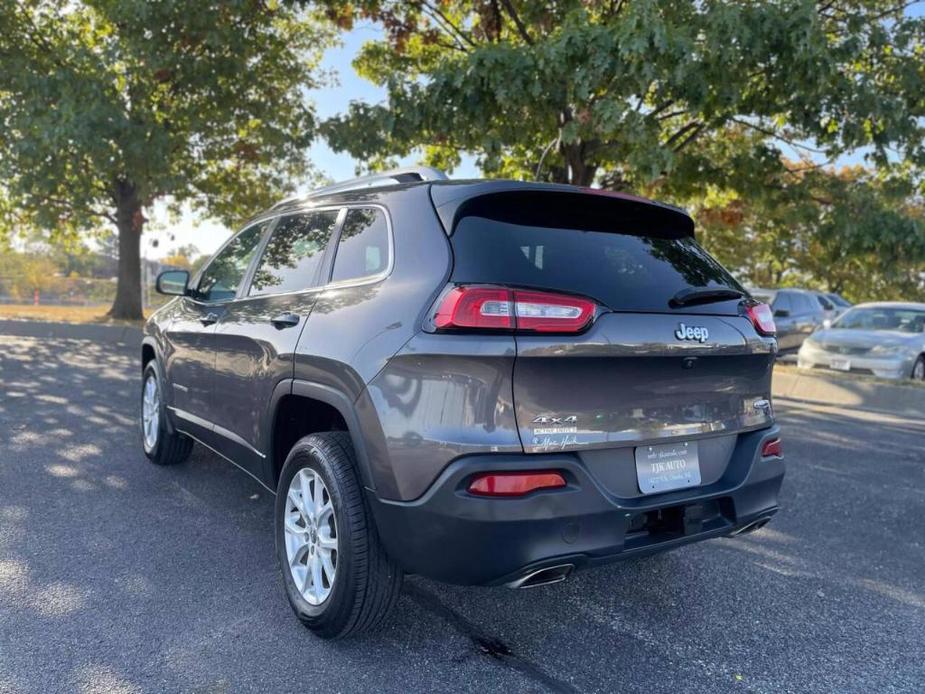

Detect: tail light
746,302,776,336
432,285,597,333
468,471,567,497
761,438,782,458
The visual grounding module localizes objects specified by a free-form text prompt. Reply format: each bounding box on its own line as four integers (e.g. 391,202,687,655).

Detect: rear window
450,216,744,313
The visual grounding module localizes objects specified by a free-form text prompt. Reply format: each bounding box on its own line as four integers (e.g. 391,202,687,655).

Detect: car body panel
512,313,775,455
211,291,317,479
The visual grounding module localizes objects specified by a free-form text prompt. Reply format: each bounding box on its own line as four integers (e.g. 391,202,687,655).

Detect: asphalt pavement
0,327,923,693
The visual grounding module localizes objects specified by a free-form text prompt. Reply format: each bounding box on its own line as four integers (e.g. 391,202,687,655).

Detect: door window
196,222,267,302
330,208,390,283
249,211,340,296
773,293,792,314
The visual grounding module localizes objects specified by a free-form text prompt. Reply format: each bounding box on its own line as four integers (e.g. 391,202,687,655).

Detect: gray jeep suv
142,168,784,638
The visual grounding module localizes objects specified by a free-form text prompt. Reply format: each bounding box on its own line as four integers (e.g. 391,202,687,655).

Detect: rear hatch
442,189,776,456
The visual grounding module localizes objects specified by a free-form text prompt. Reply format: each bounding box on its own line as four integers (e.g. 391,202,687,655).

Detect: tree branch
418,1,477,50
731,117,830,154
664,120,702,149
499,0,534,45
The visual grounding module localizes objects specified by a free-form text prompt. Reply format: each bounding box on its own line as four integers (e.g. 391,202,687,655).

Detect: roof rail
271,166,449,209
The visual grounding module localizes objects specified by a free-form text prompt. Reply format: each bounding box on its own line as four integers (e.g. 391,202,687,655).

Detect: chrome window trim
230,203,394,303
184,202,395,306
325,205,395,289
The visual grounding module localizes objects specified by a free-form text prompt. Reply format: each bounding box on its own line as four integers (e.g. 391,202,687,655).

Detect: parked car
824,292,852,312
747,288,825,350
798,302,925,380
812,291,840,323
142,168,784,638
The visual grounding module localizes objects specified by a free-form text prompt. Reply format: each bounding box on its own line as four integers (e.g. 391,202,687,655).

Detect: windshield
834,307,925,333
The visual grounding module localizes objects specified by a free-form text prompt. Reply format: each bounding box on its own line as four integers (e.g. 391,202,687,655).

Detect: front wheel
912,356,925,381
141,361,193,466
275,432,402,639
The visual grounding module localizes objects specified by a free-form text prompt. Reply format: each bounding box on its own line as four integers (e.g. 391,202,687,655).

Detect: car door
210,208,343,482
793,292,821,344
162,221,267,440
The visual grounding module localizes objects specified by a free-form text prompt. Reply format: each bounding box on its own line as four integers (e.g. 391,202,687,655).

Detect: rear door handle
200,312,219,326
271,313,300,329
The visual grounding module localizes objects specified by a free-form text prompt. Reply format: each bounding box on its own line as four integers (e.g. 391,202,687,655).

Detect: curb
0,318,143,346
772,365,925,418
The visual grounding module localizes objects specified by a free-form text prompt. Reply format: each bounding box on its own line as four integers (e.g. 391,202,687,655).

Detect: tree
0,1,332,318
691,161,925,302
318,1,924,190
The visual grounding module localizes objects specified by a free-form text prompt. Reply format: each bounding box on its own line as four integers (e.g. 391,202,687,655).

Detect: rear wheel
275,432,402,639
913,356,925,381
141,361,193,466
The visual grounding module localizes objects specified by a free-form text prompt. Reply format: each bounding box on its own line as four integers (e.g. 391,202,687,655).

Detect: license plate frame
830,357,851,372
635,441,702,495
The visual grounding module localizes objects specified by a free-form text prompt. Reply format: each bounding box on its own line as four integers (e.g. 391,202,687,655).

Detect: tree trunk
108,182,145,321
561,141,597,187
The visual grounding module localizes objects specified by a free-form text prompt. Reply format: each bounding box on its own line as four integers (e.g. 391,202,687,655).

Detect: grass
0,304,149,325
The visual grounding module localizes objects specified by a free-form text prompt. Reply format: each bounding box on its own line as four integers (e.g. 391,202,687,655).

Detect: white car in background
798,302,925,380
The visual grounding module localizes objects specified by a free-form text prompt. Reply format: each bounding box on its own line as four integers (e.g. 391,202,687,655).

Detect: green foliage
0,0,333,316
692,164,925,302
318,0,925,298
319,1,925,186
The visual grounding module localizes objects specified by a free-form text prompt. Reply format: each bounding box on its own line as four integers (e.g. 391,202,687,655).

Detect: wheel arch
267,379,377,493
141,338,158,371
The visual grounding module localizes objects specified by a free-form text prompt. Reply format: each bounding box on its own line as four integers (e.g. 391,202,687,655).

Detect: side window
773,293,792,314
330,208,390,283
249,211,339,296
816,294,833,310
196,222,266,302
796,293,815,315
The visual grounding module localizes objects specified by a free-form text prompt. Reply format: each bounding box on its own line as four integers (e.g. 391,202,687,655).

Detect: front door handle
271,313,300,329
200,312,219,326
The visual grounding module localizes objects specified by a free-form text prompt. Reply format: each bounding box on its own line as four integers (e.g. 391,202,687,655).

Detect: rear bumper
368,425,784,586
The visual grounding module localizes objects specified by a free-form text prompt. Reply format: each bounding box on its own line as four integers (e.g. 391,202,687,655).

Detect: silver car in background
798,302,925,380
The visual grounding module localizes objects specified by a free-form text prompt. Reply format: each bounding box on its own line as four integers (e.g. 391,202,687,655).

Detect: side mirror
773,308,790,318
156,270,190,296
822,318,832,330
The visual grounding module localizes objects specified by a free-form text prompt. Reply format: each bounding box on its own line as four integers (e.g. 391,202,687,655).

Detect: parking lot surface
1,329,923,693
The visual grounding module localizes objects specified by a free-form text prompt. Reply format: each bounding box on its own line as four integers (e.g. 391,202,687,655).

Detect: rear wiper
670,287,744,308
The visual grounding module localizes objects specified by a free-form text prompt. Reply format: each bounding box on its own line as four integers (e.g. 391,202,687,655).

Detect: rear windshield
450,216,745,313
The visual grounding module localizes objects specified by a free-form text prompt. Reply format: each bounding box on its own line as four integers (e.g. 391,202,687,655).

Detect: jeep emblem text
675,323,709,343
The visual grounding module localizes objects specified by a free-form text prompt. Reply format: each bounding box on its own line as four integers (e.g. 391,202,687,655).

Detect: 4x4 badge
675,323,709,343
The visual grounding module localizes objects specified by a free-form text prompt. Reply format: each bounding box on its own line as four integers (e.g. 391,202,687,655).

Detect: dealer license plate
635,441,701,495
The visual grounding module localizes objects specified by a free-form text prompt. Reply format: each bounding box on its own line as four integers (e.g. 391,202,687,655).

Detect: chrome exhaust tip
506,564,574,589
730,517,772,537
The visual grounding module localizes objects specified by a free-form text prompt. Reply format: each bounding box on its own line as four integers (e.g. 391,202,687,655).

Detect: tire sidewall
913,356,925,381
275,439,356,626
141,361,166,459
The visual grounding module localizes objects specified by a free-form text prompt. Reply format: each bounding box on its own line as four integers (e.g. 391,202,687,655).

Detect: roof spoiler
430,183,695,239
271,166,449,210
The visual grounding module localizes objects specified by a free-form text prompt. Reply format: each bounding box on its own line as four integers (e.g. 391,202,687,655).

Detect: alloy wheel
142,374,160,451
284,467,338,605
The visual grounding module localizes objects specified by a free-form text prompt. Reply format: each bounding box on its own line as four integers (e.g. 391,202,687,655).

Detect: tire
275,432,402,639
913,355,925,381
141,360,193,466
